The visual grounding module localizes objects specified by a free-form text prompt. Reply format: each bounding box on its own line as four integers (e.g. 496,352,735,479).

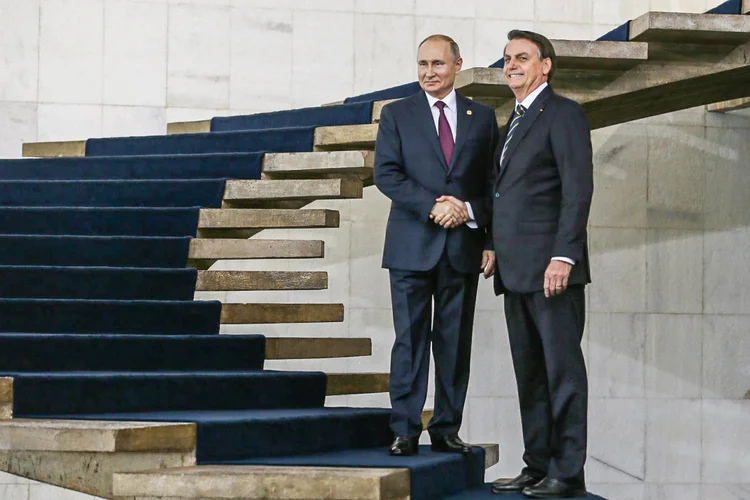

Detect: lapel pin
466,110,472,115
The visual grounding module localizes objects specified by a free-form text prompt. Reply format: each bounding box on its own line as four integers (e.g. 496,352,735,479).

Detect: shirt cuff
552,256,575,265
465,202,478,229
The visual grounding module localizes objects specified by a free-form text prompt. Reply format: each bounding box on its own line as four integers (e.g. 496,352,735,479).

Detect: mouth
507,73,524,80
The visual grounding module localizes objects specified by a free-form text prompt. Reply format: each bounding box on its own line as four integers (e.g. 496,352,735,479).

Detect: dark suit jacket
374,90,499,274
492,86,593,294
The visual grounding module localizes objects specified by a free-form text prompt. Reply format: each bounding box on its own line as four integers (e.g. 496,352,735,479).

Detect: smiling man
489,31,593,498
374,35,498,457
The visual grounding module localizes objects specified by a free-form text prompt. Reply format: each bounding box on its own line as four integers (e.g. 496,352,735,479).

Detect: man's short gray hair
418,34,461,61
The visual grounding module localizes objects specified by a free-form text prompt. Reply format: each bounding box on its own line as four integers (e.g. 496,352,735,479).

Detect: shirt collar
425,88,457,111
516,81,548,110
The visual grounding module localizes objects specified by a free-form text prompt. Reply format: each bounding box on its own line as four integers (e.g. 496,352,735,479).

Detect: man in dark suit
488,31,593,499
374,34,499,457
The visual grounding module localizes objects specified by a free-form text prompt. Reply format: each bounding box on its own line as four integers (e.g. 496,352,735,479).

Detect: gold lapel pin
466,110,472,115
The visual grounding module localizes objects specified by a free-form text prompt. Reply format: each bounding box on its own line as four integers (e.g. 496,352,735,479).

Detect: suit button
495,192,500,198
446,177,452,184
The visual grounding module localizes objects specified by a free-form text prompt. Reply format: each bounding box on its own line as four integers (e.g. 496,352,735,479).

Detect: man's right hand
430,197,469,228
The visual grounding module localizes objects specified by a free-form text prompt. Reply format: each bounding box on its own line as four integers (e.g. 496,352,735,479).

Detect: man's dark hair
505,30,556,83
418,34,461,62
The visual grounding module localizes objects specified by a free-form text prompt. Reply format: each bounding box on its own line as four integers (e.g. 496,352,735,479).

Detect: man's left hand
544,260,572,298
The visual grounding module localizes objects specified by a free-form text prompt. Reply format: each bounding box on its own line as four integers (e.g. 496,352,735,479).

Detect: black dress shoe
491,472,545,494
522,477,587,498
429,433,473,454
389,436,419,456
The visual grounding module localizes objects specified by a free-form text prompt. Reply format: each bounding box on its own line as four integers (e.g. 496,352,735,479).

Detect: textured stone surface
220,303,344,325
166,120,210,135
314,124,378,151
630,12,750,43
588,228,647,313
589,313,646,398
645,230,703,313
223,179,363,206
189,239,325,261
588,399,646,483
0,450,194,499
263,151,373,180
645,315,702,399
702,400,750,483
325,373,389,395
196,271,328,291
0,419,194,453
113,465,409,500
21,140,86,158
265,338,371,360
702,315,750,399
645,400,701,483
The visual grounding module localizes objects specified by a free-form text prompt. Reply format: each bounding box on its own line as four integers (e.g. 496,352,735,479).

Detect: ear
542,57,552,76
455,57,463,73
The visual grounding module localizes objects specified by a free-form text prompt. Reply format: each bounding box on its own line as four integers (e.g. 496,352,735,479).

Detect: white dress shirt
425,89,480,229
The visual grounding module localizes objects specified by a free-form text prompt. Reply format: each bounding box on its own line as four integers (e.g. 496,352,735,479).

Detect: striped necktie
500,104,526,165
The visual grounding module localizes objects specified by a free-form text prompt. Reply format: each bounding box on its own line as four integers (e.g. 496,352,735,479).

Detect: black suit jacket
374,90,499,274
492,86,593,294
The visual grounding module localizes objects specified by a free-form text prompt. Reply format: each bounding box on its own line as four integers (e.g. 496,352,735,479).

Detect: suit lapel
498,86,553,175
411,91,449,171
448,93,474,172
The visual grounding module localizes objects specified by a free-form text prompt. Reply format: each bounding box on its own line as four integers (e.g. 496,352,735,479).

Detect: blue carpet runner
0,235,192,267
0,179,226,207
0,266,197,299
85,127,316,156
0,207,200,236
0,334,265,371
0,153,263,180
11,371,326,415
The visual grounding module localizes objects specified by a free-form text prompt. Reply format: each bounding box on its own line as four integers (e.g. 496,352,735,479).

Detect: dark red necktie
434,101,454,165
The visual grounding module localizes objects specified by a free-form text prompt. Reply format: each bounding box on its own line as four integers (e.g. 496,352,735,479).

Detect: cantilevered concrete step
0,419,195,453
168,120,211,135
630,11,750,44
0,418,196,498
0,378,11,419
196,271,328,291
326,373,389,395
112,444,499,500
266,337,371,359
114,465,410,500
454,40,648,99
189,239,324,262
220,303,344,324
263,151,374,180
223,178,363,208
314,124,379,151
707,96,750,112
198,208,339,238
23,140,86,158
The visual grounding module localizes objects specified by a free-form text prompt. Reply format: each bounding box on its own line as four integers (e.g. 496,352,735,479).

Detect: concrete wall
1,1,748,499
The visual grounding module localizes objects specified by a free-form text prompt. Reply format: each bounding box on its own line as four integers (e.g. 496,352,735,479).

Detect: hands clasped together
429,195,468,229
429,195,496,279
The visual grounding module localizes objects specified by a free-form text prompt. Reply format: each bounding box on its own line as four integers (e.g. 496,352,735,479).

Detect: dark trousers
388,257,479,438
504,286,588,484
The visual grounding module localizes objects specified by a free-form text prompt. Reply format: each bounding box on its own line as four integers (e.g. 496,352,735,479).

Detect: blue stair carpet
220,446,486,500
11,370,327,415
0,235,192,267
0,180,226,208
0,334,265,371
211,102,373,132
0,153,262,180
0,299,221,334
85,127,316,157
441,485,608,500
0,207,200,236
0,266,197,300
344,81,422,104
39,408,392,462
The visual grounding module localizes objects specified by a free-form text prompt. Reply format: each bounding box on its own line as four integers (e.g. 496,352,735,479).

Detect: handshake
429,195,470,229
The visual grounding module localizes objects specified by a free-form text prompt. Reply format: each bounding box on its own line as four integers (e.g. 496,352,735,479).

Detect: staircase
1,2,749,499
